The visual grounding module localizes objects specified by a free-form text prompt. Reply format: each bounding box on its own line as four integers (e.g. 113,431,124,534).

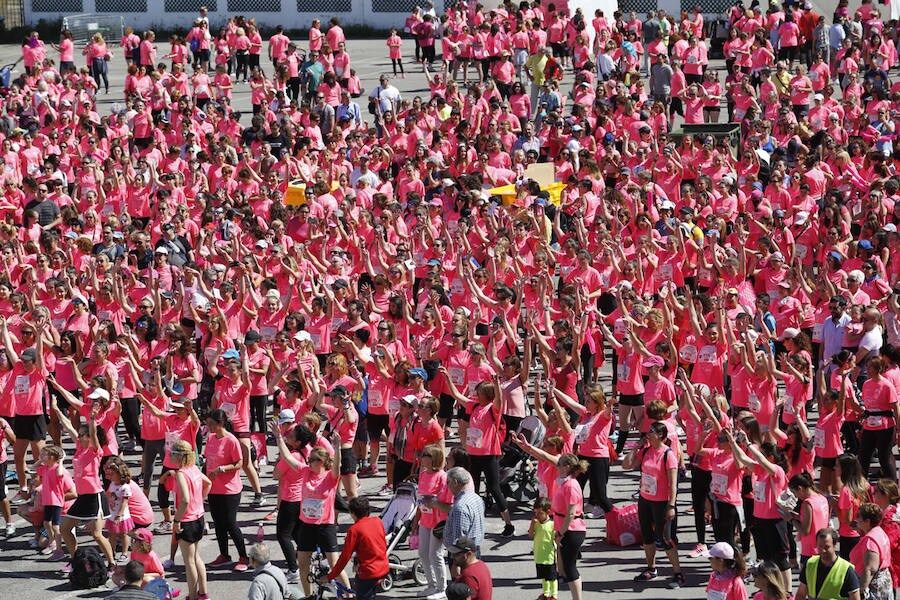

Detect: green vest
805,555,852,600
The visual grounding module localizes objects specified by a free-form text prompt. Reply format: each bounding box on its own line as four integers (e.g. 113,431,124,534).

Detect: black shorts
366,414,390,439
13,414,47,442
177,518,205,543
753,517,790,563
354,419,369,444
638,497,676,549
619,393,645,407
297,521,338,552
340,447,357,476
43,505,63,525
199,49,210,63
67,492,111,521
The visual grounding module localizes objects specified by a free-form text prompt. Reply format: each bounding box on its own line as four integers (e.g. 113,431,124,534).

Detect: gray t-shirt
650,63,673,96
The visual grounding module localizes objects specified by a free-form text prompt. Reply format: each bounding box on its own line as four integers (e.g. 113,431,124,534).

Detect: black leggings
690,466,712,545
391,58,404,75
276,500,302,571
208,493,246,560
469,454,508,513
120,397,141,442
712,500,740,547
91,58,109,92
859,427,896,481
236,51,249,81
576,456,613,512
142,439,165,489
559,530,586,582
249,395,268,434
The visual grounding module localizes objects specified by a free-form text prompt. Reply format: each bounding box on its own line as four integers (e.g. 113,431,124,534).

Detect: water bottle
256,522,264,543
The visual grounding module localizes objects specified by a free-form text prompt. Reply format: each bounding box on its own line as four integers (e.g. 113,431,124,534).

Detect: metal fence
63,13,123,47
0,0,24,29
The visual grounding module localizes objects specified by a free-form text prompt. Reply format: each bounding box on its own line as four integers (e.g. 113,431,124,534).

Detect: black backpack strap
256,569,286,597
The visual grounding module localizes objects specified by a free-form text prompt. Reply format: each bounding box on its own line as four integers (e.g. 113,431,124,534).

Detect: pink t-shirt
166,464,205,522
838,486,863,538
616,350,645,395
574,411,612,458
814,408,844,458
850,526,891,572
466,401,502,456
861,378,897,431
131,549,165,576
752,461,787,519
418,469,453,529
72,444,103,495
798,492,830,557
38,464,73,506
275,450,307,502
552,476,586,532
127,481,154,525
8,362,48,416
640,445,677,502
298,468,339,525
214,377,251,433
140,392,168,441
204,432,243,495
708,448,744,506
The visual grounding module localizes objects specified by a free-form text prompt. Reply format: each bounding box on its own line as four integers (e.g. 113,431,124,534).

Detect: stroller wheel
412,559,428,585
379,572,394,592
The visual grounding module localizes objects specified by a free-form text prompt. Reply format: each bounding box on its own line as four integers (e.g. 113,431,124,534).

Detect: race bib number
812,323,823,342
165,431,180,453
753,480,767,503
867,415,885,429
784,394,795,415
711,473,729,497
814,427,825,449
451,278,465,296
51,318,65,331
204,347,218,363
301,498,325,520
708,589,727,600
640,473,658,496
466,427,484,449
260,326,277,342
413,252,426,267
698,345,717,364
309,333,322,351
617,362,629,381
221,402,236,419
117,376,125,394
574,424,589,444
680,344,698,363
368,389,383,408
448,367,465,387
97,310,111,321
14,375,29,396
656,263,674,281
795,244,808,260
748,393,761,413
698,267,712,282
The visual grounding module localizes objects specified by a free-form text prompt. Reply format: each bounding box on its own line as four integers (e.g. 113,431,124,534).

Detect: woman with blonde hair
412,444,452,596
83,33,110,94
160,440,210,600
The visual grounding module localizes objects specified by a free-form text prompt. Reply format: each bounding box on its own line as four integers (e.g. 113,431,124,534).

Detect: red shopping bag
606,503,643,546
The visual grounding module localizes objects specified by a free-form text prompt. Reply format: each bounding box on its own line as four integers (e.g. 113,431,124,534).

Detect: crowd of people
5,0,900,599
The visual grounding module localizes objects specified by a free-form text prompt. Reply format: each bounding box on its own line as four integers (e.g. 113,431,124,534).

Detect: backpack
143,577,175,600
190,36,201,53
69,546,108,589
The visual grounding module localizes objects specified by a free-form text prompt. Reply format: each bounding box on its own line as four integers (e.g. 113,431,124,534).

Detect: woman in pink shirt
52,400,116,568
297,436,350,597
789,473,830,564
850,503,893,598
553,454,589,600
624,421,683,587
271,419,316,581
412,444,454,595
203,409,249,571
161,440,211,600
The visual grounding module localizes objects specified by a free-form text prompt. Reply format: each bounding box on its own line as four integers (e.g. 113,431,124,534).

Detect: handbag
432,519,446,540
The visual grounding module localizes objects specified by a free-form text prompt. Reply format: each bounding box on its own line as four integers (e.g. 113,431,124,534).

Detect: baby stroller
499,416,546,504
379,481,427,591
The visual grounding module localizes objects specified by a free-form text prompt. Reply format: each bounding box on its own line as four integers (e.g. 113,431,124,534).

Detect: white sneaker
5,522,15,536
286,569,300,584
591,506,605,519
426,593,447,600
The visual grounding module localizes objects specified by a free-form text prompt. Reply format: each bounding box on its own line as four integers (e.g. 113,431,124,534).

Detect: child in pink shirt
387,29,404,78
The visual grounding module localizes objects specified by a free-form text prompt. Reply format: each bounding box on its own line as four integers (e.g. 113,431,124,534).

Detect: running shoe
61,563,74,574
233,557,249,572
688,543,708,558
5,521,15,536
500,524,515,538
286,570,300,584
377,484,393,496
162,558,175,570
40,542,57,555
633,568,657,581
49,550,67,561
250,493,266,508
10,489,29,505
668,572,686,589
154,521,173,534
207,555,232,568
